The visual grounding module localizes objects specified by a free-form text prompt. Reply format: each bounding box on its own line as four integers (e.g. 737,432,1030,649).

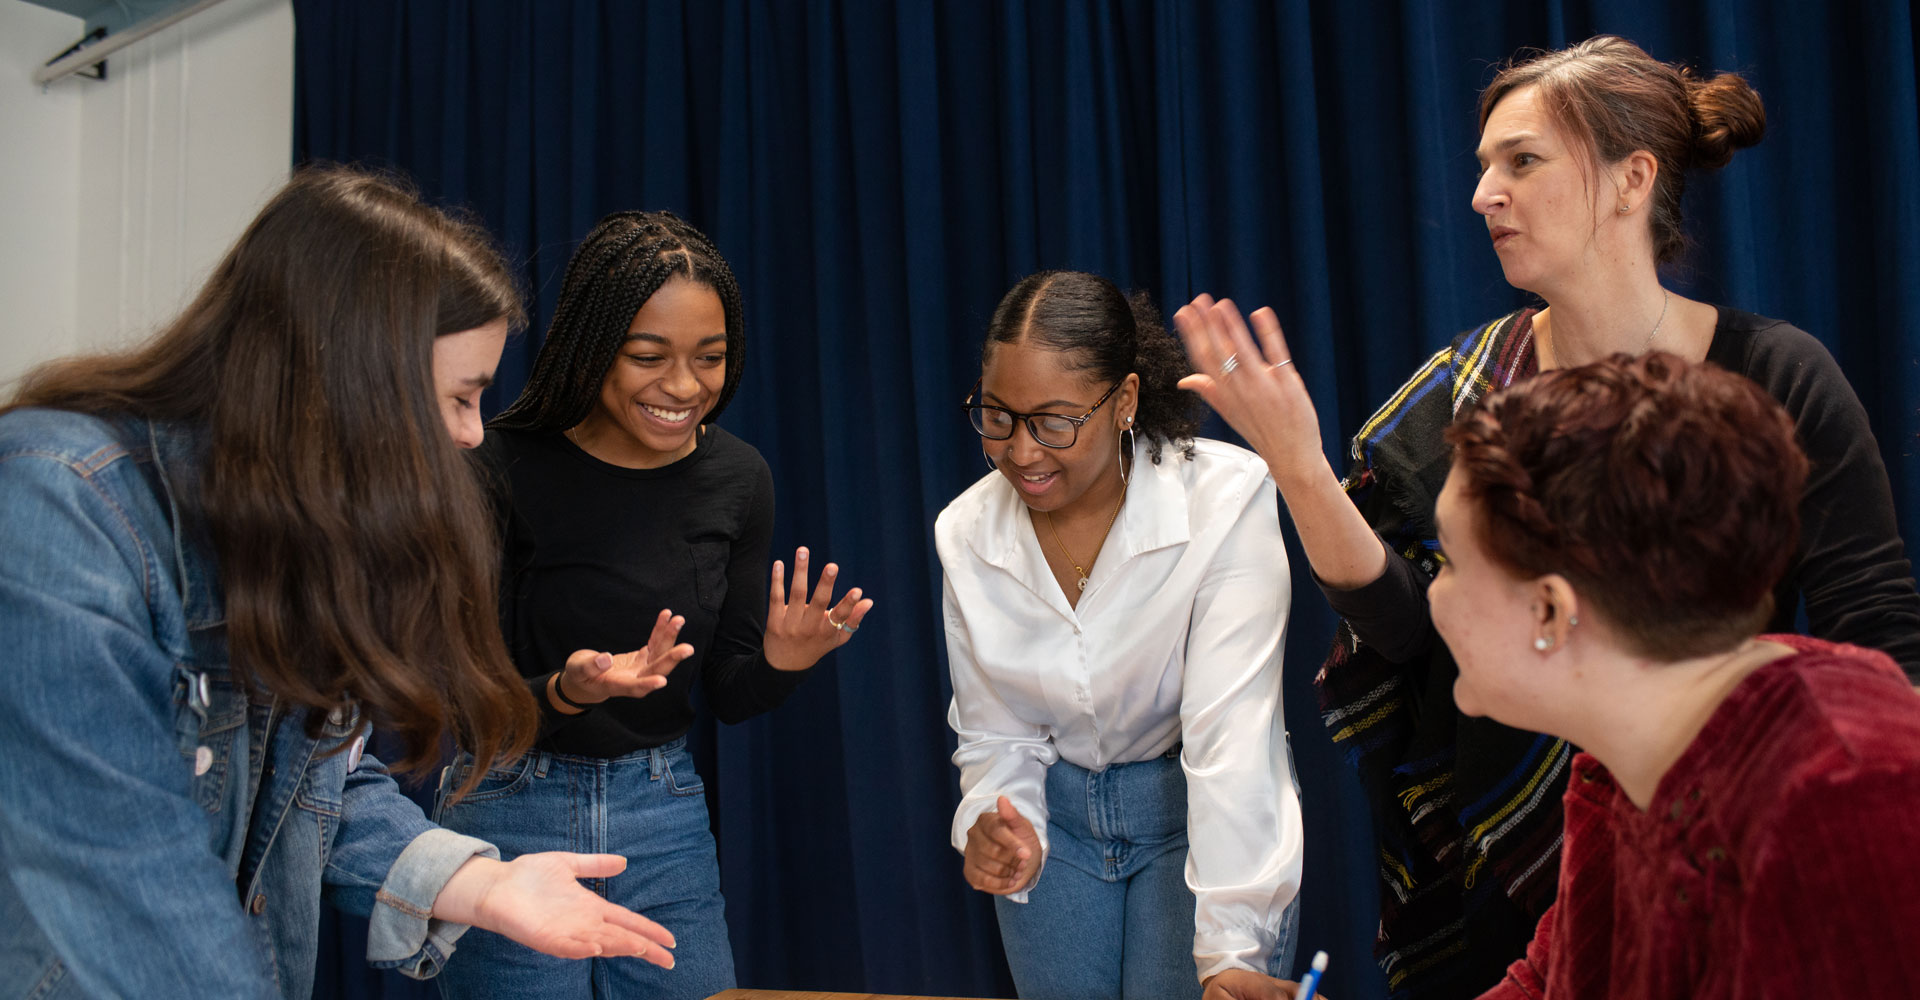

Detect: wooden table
709,991,1002,1000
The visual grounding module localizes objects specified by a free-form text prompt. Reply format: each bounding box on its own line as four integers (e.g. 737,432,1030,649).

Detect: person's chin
1452,674,1488,718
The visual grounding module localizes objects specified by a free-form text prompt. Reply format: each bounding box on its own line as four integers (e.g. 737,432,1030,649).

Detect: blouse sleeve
1179,474,1304,982
944,568,1058,901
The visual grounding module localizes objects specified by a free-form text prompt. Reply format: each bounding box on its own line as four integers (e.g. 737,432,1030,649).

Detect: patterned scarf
1317,310,1571,999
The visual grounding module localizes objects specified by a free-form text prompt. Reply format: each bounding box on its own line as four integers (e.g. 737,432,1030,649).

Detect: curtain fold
295,3,1920,997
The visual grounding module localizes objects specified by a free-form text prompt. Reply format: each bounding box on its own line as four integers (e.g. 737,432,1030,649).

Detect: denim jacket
0,409,498,999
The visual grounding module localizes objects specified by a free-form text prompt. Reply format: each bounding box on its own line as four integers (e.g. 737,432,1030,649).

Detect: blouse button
250,894,267,915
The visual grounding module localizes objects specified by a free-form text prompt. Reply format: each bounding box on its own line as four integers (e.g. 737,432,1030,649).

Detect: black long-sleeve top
477,424,807,756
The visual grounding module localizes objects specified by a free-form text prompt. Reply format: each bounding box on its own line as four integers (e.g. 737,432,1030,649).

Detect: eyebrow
982,390,1083,411
459,373,494,389
1475,132,1542,163
623,332,728,347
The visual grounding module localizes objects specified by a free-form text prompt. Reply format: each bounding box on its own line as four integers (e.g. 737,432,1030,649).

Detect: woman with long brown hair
0,166,677,999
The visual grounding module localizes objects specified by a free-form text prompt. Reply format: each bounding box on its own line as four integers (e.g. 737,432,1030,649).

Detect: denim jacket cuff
364,828,500,979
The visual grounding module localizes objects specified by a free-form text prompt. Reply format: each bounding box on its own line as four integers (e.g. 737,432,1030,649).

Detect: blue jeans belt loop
533,750,552,779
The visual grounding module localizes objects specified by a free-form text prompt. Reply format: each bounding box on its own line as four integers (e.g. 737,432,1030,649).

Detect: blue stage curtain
293,3,1919,997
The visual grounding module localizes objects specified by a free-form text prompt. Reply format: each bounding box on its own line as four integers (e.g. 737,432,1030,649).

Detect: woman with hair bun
1175,35,1920,998
938,270,1303,1000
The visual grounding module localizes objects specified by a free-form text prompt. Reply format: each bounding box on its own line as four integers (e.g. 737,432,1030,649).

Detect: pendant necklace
1044,483,1127,592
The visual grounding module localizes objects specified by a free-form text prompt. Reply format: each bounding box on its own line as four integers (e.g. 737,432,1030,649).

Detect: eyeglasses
961,378,1121,449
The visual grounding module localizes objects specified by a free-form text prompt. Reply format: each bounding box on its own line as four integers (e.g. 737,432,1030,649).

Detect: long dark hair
983,270,1200,462
491,211,746,431
7,166,537,792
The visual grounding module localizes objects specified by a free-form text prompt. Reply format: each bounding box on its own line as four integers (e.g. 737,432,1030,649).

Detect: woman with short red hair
1428,353,1920,996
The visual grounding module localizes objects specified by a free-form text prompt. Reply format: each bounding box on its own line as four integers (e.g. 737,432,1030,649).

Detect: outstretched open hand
556,609,695,709
1172,294,1329,485
763,546,875,671
434,852,677,967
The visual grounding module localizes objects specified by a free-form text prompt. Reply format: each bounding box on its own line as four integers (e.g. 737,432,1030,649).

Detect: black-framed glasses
961,378,1122,449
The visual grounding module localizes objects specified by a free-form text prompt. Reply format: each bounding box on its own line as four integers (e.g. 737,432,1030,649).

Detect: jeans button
250,894,267,915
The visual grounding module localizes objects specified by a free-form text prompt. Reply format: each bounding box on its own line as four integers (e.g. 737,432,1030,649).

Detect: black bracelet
551,670,594,711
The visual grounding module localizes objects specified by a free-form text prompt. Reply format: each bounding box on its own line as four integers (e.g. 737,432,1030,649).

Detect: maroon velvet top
1481,635,1920,999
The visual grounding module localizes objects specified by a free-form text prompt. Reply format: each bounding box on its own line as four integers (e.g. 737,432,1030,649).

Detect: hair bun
1685,70,1766,169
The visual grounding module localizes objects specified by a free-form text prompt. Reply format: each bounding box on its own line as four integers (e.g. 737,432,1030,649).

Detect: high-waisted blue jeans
994,752,1300,1000
431,739,735,1000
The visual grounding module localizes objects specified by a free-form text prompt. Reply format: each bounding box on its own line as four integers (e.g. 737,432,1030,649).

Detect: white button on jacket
938,436,1304,983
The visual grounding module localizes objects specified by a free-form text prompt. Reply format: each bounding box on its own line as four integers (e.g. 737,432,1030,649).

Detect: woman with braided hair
434,211,873,1000
938,270,1303,1000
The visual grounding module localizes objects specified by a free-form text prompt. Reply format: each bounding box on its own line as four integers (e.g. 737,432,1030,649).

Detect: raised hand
552,609,695,711
763,546,875,671
433,852,676,967
962,795,1042,895
1172,294,1329,487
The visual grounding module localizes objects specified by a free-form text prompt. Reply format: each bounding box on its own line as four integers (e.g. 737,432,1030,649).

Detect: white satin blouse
937,435,1303,982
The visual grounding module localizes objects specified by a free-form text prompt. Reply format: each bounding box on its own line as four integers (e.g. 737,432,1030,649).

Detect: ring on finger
1220,353,1240,377
828,613,848,631
1269,358,1295,371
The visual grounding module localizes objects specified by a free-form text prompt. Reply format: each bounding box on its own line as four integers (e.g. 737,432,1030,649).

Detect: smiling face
978,338,1136,516
1430,463,1553,726
581,276,728,468
431,317,509,449
1471,84,1622,296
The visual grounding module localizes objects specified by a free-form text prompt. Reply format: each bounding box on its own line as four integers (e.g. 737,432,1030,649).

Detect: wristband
551,670,594,711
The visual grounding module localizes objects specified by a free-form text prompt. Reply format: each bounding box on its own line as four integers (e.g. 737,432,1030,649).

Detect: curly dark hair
982,271,1200,463
1445,351,1806,659
492,210,745,431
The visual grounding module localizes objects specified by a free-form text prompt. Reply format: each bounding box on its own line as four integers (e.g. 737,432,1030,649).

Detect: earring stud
1533,636,1552,651
1618,203,1630,214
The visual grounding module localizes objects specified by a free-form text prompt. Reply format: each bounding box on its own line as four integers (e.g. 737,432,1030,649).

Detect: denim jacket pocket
172,665,248,814
294,707,360,856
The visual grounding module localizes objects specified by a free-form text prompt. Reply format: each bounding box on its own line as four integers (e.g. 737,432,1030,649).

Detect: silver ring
1269,358,1295,371
1220,353,1240,376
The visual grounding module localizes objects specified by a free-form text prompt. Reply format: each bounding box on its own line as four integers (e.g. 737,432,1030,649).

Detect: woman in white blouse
937,270,1304,1000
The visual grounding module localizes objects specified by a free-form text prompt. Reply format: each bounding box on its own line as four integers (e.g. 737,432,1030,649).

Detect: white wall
0,0,294,393
0,2,84,388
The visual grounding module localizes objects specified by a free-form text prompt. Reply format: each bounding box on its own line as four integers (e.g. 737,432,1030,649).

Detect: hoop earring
984,451,998,473
1118,427,1136,485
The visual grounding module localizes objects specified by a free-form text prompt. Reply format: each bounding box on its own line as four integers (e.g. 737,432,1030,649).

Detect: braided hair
983,270,1200,463
492,211,745,431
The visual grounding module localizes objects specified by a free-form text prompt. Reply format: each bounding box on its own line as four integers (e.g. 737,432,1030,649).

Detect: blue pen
1297,950,1329,1000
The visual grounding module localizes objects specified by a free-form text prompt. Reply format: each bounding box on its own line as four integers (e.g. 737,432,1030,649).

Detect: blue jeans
995,753,1301,1000
431,739,735,1000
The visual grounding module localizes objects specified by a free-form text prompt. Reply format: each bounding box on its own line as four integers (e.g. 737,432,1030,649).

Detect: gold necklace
1044,484,1127,592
